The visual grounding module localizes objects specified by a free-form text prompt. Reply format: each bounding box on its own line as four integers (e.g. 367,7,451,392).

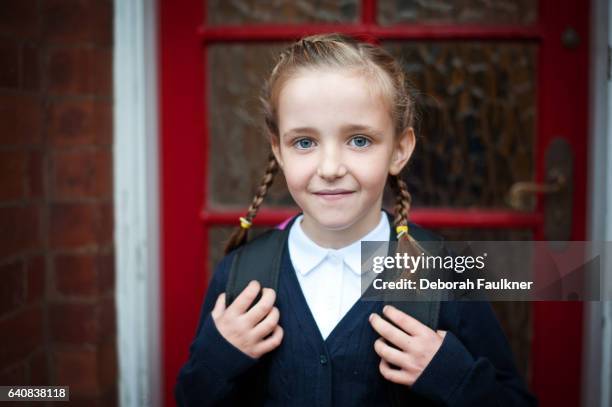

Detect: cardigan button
319,354,328,365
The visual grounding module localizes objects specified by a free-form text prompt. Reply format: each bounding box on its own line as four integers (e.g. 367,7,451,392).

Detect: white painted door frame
113,0,161,406
584,0,612,406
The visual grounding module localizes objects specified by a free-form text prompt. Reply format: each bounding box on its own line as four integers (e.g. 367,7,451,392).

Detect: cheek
352,155,391,189
284,171,306,193
281,159,314,192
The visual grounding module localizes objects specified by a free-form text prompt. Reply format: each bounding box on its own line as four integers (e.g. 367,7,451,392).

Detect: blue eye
294,138,315,149
349,135,371,148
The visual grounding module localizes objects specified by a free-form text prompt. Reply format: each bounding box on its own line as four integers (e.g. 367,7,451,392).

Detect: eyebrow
282,124,380,139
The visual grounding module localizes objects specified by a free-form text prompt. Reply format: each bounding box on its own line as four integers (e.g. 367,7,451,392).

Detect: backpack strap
384,215,446,331
225,216,296,307
382,214,446,407
389,299,441,331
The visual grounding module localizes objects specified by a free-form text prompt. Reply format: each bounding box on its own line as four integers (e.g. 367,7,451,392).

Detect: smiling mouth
313,190,355,201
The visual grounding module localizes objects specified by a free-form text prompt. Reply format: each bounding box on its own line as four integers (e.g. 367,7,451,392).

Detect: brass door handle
507,172,566,211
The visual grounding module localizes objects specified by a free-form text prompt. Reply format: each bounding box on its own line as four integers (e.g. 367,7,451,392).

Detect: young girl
175,33,537,406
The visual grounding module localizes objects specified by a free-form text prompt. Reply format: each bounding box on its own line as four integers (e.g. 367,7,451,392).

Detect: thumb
211,293,226,320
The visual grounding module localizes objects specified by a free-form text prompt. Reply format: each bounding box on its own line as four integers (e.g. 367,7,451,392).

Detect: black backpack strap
225,217,296,307
221,222,294,405
381,210,445,331
390,299,441,331
382,211,447,406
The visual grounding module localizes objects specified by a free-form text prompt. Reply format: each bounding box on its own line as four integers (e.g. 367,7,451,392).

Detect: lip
313,189,355,201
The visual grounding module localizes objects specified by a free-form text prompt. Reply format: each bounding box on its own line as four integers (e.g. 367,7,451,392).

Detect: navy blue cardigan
175,226,537,406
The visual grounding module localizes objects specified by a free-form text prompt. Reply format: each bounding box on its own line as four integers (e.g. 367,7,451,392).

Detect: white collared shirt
288,211,390,339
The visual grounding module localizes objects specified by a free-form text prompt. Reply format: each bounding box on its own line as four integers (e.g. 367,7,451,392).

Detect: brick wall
0,1,116,405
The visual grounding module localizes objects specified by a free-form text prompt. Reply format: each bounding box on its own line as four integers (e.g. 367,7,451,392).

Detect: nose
317,145,347,180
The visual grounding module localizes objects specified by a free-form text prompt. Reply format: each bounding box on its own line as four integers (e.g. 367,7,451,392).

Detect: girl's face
271,68,414,247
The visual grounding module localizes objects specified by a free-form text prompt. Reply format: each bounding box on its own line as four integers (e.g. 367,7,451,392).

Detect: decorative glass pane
378,0,537,25
207,0,359,25
208,43,296,209
383,42,537,208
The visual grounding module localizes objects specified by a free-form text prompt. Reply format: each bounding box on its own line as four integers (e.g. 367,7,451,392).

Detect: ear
270,135,284,169
389,127,415,176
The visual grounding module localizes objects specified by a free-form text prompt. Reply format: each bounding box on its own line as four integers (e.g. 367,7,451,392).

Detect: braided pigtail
388,174,427,275
224,151,279,254
388,174,412,237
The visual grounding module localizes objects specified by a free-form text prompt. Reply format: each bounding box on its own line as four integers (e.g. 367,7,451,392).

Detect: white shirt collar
288,211,390,276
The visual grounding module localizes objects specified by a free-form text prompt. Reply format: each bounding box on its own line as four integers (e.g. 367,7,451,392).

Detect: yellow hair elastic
396,225,409,239
239,216,252,230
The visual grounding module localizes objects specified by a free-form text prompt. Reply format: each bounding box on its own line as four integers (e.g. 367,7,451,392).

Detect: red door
160,1,590,405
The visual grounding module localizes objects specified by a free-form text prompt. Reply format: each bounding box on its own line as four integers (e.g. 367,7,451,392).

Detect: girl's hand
211,280,284,359
368,305,447,386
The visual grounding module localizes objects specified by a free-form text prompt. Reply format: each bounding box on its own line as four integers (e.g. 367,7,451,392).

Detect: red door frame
159,1,590,406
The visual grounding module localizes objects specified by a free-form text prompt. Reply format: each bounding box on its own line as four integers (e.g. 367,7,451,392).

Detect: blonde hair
225,33,417,254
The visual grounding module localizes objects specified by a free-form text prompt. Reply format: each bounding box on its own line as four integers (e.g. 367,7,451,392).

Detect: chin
308,210,358,231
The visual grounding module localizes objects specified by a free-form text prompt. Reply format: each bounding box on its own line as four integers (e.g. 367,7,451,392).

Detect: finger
245,288,276,325
369,313,411,351
373,338,408,370
253,325,284,356
437,330,447,340
383,305,429,337
252,306,280,339
211,293,226,320
228,280,261,315
379,358,410,386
